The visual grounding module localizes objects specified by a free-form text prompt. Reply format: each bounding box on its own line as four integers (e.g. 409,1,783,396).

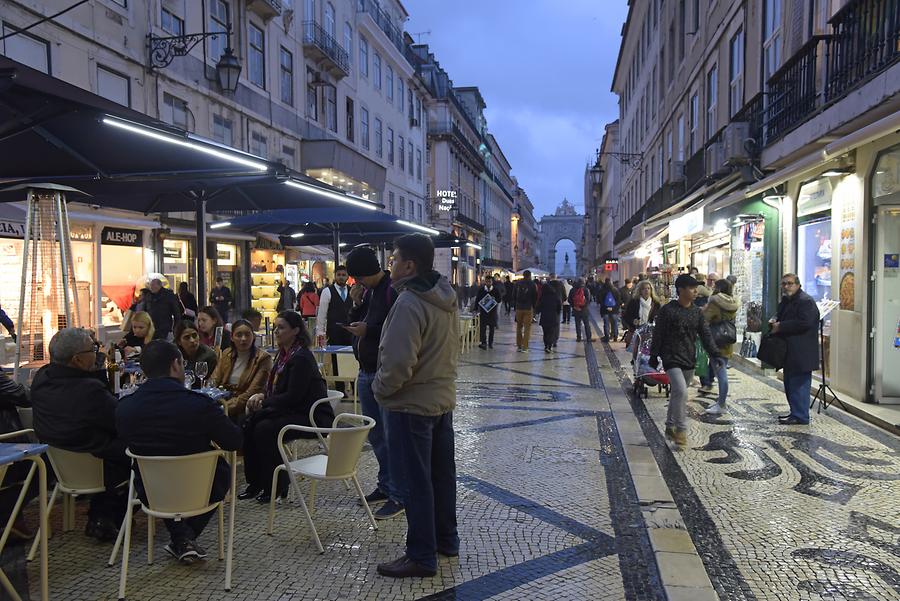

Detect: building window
282,144,296,169
280,47,293,106
343,23,352,62
162,93,188,129
677,114,685,161
398,136,405,170
399,195,406,218
248,24,265,89
415,96,422,123
324,2,335,37
209,0,230,61
408,143,414,176
161,8,185,36
373,52,382,90
346,96,354,142
408,198,414,218
360,107,369,150
417,203,423,222
2,25,50,73
689,93,699,154
97,66,130,107
325,86,337,132
398,79,405,114
305,0,315,21
359,36,368,77
416,148,422,181
306,69,318,119
387,127,394,164
374,117,383,157
386,65,394,103
250,131,267,157
666,130,673,162
213,114,233,146
706,65,717,139
388,191,395,215
692,0,700,33
408,89,414,118
729,28,744,118
678,0,686,60
763,0,782,81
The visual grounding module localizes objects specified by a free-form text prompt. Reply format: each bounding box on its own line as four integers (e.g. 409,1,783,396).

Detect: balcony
357,0,406,56
825,0,900,102
248,0,282,19
684,147,706,191
453,211,485,233
302,21,350,79
765,36,828,143
614,208,644,245
734,93,764,152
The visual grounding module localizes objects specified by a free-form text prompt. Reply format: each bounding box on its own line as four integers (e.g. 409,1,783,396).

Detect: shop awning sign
102,227,142,247
0,220,26,239
668,207,704,241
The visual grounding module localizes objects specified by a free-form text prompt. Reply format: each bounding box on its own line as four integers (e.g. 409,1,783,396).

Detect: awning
301,139,387,194
644,174,744,230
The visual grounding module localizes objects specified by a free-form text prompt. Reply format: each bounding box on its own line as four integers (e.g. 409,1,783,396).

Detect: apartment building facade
584,120,621,277
609,0,900,405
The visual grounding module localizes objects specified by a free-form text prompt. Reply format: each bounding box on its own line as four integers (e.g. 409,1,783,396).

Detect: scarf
639,296,653,324
265,340,303,397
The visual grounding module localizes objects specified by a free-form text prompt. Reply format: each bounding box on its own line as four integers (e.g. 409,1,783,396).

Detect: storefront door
872,206,900,404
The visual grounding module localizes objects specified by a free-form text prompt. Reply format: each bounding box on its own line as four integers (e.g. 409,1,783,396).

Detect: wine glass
195,362,209,389
184,370,195,390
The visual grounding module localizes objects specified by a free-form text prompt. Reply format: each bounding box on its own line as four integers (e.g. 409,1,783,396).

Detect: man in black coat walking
146,278,183,341
769,273,820,425
474,275,502,349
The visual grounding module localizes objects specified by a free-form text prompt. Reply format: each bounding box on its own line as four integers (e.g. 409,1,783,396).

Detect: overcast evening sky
406,0,628,221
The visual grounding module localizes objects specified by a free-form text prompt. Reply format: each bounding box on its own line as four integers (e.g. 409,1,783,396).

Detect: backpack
603,290,617,309
571,287,586,310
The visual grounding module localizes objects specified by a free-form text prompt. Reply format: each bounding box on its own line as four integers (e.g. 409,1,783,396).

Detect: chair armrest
0,429,34,441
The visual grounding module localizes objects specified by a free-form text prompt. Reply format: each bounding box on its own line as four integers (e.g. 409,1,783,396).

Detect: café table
0,435,49,601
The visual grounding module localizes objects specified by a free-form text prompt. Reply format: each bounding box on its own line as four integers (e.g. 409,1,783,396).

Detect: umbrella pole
196,198,207,306
332,227,340,265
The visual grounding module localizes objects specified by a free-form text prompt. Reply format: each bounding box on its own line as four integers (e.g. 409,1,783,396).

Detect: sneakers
544,347,551,353
703,403,725,415
164,539,203,564
359,488,389,507
374,500,405,520
664,426,687,447
698,384,714,393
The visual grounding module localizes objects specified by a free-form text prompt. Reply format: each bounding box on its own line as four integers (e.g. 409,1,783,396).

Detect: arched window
304,0,315,21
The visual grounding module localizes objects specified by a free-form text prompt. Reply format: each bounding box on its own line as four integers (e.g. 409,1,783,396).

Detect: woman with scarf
238,311,334,503
623,281,661,331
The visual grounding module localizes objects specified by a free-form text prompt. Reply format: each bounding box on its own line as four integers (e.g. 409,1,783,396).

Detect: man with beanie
374,233,459,578
344,246,405,520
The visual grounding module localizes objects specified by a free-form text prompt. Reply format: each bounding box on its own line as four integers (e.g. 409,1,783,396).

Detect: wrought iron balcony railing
734,93,764,150
765,35,829,143
357,0,406,56
825,0,900,102
302,21,350,78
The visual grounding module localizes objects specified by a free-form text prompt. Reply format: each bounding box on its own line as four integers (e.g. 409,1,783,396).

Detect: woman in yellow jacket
210,319,274,420
701,279,740,415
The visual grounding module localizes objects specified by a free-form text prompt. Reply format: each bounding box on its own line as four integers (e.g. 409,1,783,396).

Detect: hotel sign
436,189,457,212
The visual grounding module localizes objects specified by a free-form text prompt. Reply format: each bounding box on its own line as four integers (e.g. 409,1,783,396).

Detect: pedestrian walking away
344,246,405,520
561,278,573,324
770,273,820,425
373,233,459,578
701,279,739,416
598,278,620,342
568,278,593,342
474,275,502,349
537,278,563,352
649,274,722,448
514,271,539,352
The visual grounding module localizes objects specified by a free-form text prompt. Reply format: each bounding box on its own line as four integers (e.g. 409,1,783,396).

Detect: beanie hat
674,274,700,289
346,246,381,277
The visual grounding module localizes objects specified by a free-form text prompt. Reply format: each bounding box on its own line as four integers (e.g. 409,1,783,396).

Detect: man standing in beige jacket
373,233,460,578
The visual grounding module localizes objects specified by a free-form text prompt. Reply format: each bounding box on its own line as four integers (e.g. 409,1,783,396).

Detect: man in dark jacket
209,277,233,322
31,328,128,541
568,278,593,342
599,278,621,342
116,340,242,563
474,275,502,349
770,273,820,425
344,246,404,520
514,271,539,352
146,278,183,341
649,275,721,447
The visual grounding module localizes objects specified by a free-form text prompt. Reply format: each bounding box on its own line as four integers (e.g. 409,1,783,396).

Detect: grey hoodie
373,270,459,416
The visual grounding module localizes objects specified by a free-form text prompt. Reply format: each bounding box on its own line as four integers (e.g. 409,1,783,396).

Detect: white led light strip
284,179,378,210
396,219,440,235
102,118,269,171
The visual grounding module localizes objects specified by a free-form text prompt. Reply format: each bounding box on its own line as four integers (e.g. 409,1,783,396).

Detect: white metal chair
324,354,359,412
267,412,376,553
116,448,237,600
27,447,109,561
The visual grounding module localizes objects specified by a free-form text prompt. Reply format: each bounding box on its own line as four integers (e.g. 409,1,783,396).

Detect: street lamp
148,25,242,93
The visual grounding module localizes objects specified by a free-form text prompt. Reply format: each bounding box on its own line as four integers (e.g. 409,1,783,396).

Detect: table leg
32,456,48,601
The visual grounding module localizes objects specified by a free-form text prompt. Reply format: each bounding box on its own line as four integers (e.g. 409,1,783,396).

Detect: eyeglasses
781,281,798,287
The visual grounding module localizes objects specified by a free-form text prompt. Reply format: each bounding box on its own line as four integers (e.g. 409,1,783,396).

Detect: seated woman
239,311,334,503
196,306,231,351
209,319,273,420
174,320,217,387
117,310,154,357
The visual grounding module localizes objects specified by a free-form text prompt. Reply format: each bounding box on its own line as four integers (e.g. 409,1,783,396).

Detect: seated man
31,328,128,541
116,340,242,563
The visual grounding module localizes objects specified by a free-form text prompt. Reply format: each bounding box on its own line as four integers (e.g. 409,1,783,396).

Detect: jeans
573,310,592,340
358,371,404,504
711,357,729,406
602,312,619,340
479,320,495,347
515,310,533,349
386,410,458,571
783,370,812,423
665,367,694,430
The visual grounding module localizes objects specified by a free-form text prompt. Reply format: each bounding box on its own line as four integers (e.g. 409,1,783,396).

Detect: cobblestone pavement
10,315,665,601
594,309,900,601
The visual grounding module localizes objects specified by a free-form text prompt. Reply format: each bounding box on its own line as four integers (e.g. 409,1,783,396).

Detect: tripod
810,318,846,413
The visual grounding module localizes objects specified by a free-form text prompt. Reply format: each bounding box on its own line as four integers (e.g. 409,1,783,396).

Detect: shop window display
732,219,765,356
798,218,832,302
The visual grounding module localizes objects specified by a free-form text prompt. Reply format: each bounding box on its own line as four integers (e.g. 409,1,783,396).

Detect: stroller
630,323,670,399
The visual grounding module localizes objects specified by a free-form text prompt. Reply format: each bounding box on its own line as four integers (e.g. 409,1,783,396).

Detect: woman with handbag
701,279,739,415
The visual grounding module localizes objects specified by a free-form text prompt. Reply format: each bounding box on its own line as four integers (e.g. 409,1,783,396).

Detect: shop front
99,225,148,328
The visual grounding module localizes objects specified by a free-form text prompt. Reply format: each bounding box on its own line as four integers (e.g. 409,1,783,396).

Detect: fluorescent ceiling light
822,168,851,177
284,179,378,211
396,219,440,235
467,242,482,250
209,221,231,229
339,242,348,247
451,256,459,261
102,117,269,171
290,232,305,238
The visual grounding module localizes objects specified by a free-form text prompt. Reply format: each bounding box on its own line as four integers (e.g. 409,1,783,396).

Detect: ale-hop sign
101,227,143,247
436,189,457,211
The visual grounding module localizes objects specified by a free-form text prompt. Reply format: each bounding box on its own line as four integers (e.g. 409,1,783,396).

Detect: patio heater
14,187,83,380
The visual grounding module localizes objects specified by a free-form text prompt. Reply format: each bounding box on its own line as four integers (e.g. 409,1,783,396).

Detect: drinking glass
195,362,209,389
184,370,195,389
